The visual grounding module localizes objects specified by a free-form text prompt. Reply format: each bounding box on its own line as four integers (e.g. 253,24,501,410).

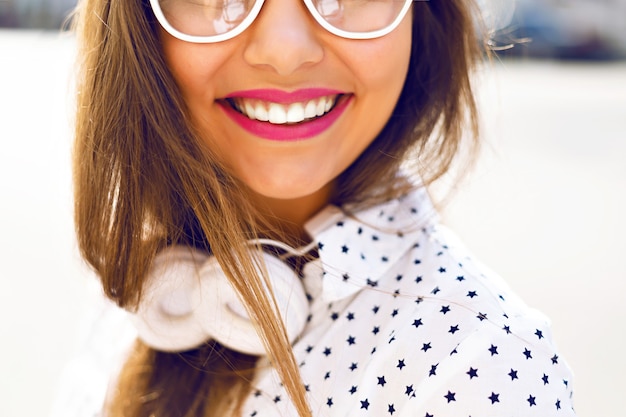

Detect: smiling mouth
226,95,342,125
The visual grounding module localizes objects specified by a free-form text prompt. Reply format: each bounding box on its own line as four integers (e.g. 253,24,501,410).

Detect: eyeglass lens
156,0,410,38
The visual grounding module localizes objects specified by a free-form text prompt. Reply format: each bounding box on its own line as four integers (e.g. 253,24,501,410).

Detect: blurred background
1,1,624,417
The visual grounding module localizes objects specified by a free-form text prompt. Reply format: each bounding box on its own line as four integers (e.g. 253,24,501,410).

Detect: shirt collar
303,187,438,303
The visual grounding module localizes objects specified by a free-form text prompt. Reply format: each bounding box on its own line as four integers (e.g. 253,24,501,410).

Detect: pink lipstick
218,88,352,141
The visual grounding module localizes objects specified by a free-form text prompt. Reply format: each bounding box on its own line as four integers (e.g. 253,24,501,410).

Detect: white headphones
127,242,312,355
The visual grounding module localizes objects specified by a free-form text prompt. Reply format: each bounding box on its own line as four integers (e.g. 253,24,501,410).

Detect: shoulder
356,222,577,416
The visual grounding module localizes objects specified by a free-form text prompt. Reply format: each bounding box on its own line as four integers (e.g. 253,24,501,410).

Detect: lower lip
218,95,352,142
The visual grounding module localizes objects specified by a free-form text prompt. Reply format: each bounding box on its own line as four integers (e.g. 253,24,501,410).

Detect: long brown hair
72,0,483,416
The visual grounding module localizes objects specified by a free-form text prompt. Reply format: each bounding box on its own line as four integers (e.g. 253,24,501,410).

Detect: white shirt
51,188,576,416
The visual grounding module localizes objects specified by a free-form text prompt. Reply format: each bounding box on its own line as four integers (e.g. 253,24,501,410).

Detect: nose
243,0,325,76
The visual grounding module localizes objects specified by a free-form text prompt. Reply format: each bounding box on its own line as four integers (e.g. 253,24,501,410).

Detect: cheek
159,33,230,108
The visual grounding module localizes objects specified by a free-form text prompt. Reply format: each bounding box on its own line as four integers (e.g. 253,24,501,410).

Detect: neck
250,184,334,245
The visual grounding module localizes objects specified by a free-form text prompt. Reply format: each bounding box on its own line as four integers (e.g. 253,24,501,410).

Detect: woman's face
160,0,413,223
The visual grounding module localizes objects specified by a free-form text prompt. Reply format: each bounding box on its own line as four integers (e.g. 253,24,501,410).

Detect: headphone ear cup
197,249,309,355
129,246,310,355
128,246,211,352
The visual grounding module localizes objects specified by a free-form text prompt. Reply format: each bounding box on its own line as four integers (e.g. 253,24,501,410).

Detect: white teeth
286,103,305,123
244,101,256,120
268,103,287,124
254,103,268,122
315,99,326,117
304,100,317,119
234,95,338,125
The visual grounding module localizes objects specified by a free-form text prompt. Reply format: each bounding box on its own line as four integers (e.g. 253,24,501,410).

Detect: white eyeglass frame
149,0,428,43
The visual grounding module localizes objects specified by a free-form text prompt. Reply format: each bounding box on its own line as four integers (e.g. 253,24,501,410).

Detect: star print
523,348,533,360
318,242,324,250
341,245,349,253
232,190,576,416
367,278,379,287
489,344,499,356
488,392,500,404
273,395,281,403
444,391,456,403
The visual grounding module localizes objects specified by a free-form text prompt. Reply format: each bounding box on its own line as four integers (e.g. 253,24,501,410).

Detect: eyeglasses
149,0,428,43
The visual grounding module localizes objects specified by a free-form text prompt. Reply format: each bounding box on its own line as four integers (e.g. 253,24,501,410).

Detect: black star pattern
115,190,576,417
488,392,500,404
444,391,456,403
523,348,533,360
489,345,499,356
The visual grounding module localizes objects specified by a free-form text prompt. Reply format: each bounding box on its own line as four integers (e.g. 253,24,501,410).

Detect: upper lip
223,88,346,104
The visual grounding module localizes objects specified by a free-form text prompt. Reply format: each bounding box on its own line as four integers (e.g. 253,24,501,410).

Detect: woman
68,0,576,416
